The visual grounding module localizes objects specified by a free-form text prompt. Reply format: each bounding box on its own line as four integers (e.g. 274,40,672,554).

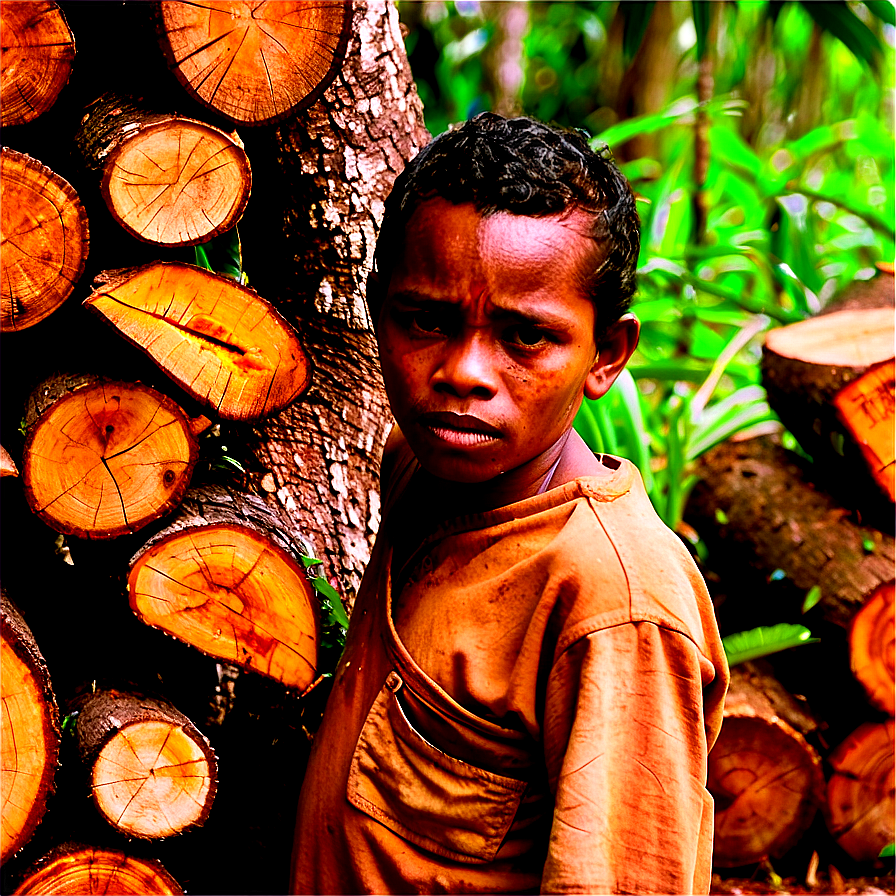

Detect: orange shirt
291,447,728,894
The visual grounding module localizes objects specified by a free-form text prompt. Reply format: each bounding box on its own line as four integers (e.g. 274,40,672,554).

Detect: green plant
721,622,819,666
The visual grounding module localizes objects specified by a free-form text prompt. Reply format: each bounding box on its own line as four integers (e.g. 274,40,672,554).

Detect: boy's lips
416,412,502,446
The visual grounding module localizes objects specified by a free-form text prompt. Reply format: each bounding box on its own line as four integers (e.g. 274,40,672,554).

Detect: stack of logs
1,2,350,893
687,269,895,875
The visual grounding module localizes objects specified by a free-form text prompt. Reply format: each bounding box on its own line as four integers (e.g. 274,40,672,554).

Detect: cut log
849,582,895,716
0,1,75,128
73,688,216,839
826,719,894,862
762,306,895,512
155,0,353,126
12,843,183,895
1,148,89,332
1,590,61,865
21,373,199,539
85,262,311,421
73,93,251,247
128,485,319,692
708,662,824,867
686,435,896,630
1,444,18,477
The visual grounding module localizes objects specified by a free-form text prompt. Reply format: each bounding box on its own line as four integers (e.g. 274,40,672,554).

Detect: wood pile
687,269,895,878
0,2,358,893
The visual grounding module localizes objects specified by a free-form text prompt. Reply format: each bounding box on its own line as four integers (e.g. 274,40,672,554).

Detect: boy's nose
432,334,499,400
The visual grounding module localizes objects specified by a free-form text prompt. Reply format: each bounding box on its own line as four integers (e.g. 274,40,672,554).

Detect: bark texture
245,0,429,600
687,435,896,630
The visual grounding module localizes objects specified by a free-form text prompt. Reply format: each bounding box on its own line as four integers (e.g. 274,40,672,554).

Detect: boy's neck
419,428,604,517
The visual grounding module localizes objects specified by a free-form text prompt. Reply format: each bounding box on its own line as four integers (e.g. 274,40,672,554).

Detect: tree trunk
128,485,319,693
849,582,894,717
85,262,310,421
11,843,183,895
242,0,429,600
155,0,352,127
762,306,895,515
21,373,199,539
708,662,824,867
0,147,89,332
1,590,61,865
825,719,894,862
0,1,74,128
686,435,896,630
72,688,217,840
73,93,251,247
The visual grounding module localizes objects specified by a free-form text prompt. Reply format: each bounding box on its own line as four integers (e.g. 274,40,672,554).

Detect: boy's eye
504,324,548,347
412,311,450,334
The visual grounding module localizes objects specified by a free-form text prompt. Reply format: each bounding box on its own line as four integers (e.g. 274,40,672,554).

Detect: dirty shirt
291,441,729,895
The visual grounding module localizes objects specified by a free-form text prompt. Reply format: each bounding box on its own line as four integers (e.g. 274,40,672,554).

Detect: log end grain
1,149,89,332
75,689,217,840
1,592,61,864
849,582,895,716
129,522,319,692
0,1,75,128
100,118,251,247
12,844,183,894
156,0,353,125
826,719,895,862
22,376,199,539
85,263,311,420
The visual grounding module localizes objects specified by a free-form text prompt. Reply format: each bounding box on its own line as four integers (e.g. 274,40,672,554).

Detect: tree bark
0,148,89,332
73,93,251,247
686,435,896,630
155,0,352,127
825,719,895,862
22,373,199,539
85,263,310,421
0,1,74,128
242,0,429,601
0,590,61,865
128,485,319,693
72,688,217,840
11,843,183,895
708,662,824,867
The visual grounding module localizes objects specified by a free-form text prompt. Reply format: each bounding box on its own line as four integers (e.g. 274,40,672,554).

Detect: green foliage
193,227,248,284
301,554,348,666
880,842,896,859
722,623,820,666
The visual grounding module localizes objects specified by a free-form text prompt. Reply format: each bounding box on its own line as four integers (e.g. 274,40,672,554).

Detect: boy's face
376,198,636,487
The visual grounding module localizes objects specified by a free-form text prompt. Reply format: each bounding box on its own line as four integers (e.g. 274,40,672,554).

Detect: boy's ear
584,313,640,401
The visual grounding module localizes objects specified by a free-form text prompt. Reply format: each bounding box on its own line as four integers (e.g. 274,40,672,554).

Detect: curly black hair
370,112,640,336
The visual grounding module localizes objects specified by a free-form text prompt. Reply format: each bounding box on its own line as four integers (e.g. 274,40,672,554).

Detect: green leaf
722,623,820,666
863,1,896,26
801,1,882,67
692,1,711,61
880,842,895,858
801,585,823,614
301,555,323,569
313,577,350,628
622,1,656,62
194,243,213,271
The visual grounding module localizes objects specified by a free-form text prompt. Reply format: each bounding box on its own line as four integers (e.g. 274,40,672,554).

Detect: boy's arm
541,620,724,895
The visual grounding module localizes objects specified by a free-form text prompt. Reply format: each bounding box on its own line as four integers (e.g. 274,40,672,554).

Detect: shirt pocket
347,670,527,864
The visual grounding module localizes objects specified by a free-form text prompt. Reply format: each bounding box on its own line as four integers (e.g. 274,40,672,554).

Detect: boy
291,113,728,895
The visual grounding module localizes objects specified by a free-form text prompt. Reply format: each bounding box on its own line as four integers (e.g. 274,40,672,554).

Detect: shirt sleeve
540,621,718,895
